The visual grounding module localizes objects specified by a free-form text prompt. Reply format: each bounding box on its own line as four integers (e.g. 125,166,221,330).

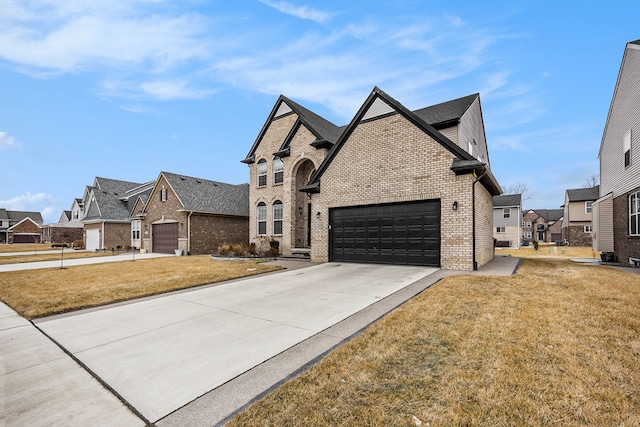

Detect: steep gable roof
242,96,342,163
302,87,501,196
493,194,521,208
7,210,43,225
158,172,249,216
84,177,149,221
567,186,599,202
527,208,563,222
7,216,42,231
413,93,479,129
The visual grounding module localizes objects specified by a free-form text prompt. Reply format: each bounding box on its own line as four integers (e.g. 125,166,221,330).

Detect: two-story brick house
0,209,43,244
243,87,501,271
561,186,599,246
593,39,640,266
522,208,563,244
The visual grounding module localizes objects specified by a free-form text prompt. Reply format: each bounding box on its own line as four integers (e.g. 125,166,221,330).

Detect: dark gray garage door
329,200,440,266
152,223,179,254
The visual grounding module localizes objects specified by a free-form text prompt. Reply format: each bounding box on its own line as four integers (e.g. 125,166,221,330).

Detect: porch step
282,248,311,260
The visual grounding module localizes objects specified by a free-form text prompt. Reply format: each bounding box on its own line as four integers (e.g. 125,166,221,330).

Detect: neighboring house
522,208,564,243
41,199,84,245
593,39,640,266
137,172,249,255
243,87,501,271
82,177,155,251
493,194,522,248
561,186,599,246
0,209,44,244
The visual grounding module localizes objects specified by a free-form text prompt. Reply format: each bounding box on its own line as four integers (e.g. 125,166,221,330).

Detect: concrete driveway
35,262,437,425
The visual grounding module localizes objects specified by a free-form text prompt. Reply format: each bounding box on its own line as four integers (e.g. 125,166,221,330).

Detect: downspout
101,221,105,250
472,169,488,271
187,211,193,255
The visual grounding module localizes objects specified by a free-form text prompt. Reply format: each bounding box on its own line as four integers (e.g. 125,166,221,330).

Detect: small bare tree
584,174,599,188
502,182,532,201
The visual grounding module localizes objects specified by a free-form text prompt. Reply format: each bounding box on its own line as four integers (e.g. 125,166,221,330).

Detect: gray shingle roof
527,208,563,222
85,177,146,221
282,96,343,144
0,210,44,228
413,94,478,129
567,186,599,202
162,172,249,216
493,194,521,207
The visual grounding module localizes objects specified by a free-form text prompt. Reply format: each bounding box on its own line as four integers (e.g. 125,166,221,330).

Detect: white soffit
362,97,395,121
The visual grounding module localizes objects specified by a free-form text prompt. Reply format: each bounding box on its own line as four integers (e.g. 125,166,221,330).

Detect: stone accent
613,189,640,263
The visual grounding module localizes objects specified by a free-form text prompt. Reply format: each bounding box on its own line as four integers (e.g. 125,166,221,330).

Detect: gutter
472,170,488,271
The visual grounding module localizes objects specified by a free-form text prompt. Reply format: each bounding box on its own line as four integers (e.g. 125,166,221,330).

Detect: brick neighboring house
243,87,502,271
82,177,155,251
41,199,84,245
0,209,44,244
137,172,249,255
593,39,640,266
522,209,564,244
561,186,599,246
493,194,522,248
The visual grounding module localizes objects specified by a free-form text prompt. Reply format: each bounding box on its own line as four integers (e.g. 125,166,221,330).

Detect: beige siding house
594,39,640,265
243,87,501,271
493,194,522,248
561,186,599,246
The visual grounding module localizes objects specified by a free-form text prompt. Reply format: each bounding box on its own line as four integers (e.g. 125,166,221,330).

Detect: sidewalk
0,252,173,272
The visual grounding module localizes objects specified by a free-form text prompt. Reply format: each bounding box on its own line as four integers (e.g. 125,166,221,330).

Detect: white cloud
258,0,330,23
0,191,63,223
0,131,20,149
140,80,215,100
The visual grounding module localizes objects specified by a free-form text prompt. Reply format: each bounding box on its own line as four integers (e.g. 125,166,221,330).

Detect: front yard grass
0,256,280,319
0,244,54,253
497,244,599,259
0,250,114,265
228,259,640,426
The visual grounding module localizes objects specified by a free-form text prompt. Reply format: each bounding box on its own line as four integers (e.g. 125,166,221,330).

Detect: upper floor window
526,221,532,228
257,159,267,187
503,208,511,219
160,188,167,202
257,202,267,235
274,158,284,184
630,191,639,236
624,130,632,168
273,201,283,235
585,201,593,214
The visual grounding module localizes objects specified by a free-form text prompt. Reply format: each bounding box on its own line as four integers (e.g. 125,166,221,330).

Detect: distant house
493,194,522,248
137,172,249,255
82,177,155,251
243,87,501,270
561,186,599,246
41,199,84,245
522,208,564,243
593,39,640,266
0,209,44,244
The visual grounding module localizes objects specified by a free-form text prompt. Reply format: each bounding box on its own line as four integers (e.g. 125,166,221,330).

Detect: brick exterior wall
248,113,329,255
8,219,42,243
562,224,592,247
44,227,83,245
83,222,130,250
189,214,249,255
141,175,189,253
309,113,493,271
613,189,640,263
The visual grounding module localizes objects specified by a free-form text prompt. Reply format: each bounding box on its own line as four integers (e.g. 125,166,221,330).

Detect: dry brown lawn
0,244,52,253
228,259,640,426
0,250,113,265
497,244,600,259
0,256,280,319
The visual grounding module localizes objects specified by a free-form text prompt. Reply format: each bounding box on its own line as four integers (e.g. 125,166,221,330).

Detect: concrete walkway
2,256,520,427
0,252,173,272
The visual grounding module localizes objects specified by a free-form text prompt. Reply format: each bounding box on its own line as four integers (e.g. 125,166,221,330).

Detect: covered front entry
329,199,441,266
152,223,179,254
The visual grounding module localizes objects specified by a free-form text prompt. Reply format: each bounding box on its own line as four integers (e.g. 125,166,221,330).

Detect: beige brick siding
309,113,494,271
248,113,328,255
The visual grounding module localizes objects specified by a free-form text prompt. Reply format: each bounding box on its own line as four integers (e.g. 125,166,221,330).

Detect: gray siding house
594,39,640,265
493,194,522,248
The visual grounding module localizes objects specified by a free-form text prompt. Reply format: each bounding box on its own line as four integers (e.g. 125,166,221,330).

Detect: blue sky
1,1,639,223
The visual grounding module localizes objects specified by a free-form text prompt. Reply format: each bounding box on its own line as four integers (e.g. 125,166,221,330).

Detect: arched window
273,200,283,235
257,159,267,187
273,158,284,184
257,202,267,235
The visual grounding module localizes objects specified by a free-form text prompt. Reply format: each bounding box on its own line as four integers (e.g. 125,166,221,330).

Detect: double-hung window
257,202,267,235
274,158,284,184
257,159,267,187
585,201,593,214
630,191,640,236
503,208,511,219
273,201,283,235
496,226,506,233
131,220,141,240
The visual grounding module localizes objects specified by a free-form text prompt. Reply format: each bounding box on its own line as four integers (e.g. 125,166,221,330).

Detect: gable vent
274,101,293,118
362,97,395,121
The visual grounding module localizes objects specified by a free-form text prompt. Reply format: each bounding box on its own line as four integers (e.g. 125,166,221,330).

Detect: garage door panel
330,199,440,267
152,223,179,254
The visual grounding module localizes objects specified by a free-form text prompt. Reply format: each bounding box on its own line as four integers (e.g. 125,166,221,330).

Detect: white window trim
273,158,284,185
257,203,267,235
584,225,593,233
496,226,506,233
630,191,640,236
273,201,283,235
160,188,167,202
257,159,267,187
624,129,632,168
585,201,593,214
503,208,511,219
